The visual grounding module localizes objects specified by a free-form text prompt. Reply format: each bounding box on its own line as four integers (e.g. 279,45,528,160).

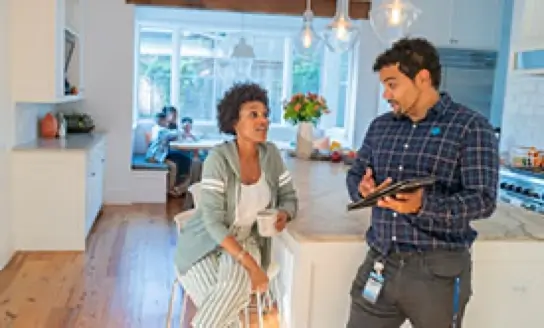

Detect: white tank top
234,171,271,229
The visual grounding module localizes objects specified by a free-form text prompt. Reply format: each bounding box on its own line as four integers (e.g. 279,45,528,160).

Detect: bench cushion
131,153,169,171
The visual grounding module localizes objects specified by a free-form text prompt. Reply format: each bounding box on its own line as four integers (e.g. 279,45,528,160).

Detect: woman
174,83,298,327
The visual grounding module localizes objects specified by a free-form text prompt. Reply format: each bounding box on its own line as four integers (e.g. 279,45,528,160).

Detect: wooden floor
0,201,195,328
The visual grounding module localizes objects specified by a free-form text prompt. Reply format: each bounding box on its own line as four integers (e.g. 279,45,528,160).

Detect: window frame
133,11,360,146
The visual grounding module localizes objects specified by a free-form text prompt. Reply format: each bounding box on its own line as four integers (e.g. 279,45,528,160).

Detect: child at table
146,112,190,197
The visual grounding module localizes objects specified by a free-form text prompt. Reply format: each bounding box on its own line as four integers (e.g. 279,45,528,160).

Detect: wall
500,0,544,153
83,0,135,204
0,0,14,269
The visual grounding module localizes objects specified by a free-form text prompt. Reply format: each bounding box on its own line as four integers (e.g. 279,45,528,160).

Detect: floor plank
0,200,195,328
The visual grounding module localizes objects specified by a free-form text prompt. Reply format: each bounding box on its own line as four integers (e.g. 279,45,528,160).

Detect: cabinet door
449,0,502,50
517,0,544,50
405,0,453,47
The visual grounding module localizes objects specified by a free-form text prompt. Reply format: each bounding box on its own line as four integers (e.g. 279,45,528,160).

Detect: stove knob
522,189,531,196
506,184,515,191
500,182,508,189
514,186,523,193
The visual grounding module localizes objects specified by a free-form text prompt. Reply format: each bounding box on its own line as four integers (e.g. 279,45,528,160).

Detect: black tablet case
347,176,436,211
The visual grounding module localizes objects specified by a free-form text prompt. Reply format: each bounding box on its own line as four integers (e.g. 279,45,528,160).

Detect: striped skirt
178,237,261,328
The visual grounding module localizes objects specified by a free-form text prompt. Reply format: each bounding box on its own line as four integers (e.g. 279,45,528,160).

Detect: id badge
362,262,385,304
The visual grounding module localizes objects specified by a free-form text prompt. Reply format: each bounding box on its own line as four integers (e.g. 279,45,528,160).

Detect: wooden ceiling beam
126,0,371,20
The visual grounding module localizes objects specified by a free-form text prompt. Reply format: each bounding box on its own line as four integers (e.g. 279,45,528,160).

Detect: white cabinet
10,0,84,103
448,0,502,50
11,133,106,251
511,0,544,50
406,0,502,50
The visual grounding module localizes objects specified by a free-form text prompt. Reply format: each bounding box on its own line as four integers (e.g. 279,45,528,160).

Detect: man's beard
389,100,406,118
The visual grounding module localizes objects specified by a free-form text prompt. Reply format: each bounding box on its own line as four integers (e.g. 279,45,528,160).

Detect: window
337,52,350,127
292,54,322,95
137,29,173,118
134,19,358,142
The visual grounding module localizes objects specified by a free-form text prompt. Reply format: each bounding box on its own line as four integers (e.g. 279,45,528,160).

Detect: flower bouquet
283,92,330,159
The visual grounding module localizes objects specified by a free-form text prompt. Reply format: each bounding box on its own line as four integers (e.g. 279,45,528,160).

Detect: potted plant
283,92,330,159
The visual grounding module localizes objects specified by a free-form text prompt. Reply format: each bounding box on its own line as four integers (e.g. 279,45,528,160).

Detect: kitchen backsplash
14,103,55,145
500,74,544,152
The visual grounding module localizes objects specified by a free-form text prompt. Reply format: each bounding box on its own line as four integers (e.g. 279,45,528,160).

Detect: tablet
347,176,436,211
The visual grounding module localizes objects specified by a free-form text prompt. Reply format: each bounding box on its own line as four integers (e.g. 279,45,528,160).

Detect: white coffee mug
257,209,278,237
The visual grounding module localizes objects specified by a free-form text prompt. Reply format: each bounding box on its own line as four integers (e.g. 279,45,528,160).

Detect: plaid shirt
346,93,499,255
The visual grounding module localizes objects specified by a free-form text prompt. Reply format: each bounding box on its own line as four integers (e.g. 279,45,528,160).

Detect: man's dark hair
373,37,442,89
162,105,178,114
155,112,167,122
217,82,269,135
181,117,193,124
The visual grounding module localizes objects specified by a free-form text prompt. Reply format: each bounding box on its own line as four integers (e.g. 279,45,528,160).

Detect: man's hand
377,188,423,214
359,168,392,198
275,210,289,232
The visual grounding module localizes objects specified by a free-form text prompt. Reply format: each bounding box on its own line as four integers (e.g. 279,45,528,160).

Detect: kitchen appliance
437,47,497,120
63,112,95,133
498,166,544,214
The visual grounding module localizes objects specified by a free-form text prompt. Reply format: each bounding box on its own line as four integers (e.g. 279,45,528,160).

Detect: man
345,37,499,327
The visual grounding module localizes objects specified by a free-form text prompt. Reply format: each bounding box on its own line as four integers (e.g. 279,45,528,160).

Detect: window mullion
281,38,293,126
171,29,181,125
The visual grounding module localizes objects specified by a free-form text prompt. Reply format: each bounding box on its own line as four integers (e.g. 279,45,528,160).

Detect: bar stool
166,259,282,328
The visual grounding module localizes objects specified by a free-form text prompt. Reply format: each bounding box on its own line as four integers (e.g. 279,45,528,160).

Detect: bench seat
131,153,168,171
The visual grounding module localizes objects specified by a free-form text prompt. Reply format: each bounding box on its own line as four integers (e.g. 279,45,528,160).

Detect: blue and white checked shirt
346,93,499,255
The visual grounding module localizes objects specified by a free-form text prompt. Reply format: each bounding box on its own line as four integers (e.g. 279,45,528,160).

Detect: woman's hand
248,266,269,293
275,210,289,232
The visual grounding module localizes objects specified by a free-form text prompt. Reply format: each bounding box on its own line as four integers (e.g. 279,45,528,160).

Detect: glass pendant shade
324,0,359,53
369,0,422,45
293,10,323,59
230,37,255,80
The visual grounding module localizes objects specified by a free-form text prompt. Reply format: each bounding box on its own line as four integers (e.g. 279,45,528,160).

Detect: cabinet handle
91,172,96,177
101,159,105,162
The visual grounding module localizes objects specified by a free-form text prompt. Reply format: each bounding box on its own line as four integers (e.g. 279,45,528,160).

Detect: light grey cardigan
174,141,298,274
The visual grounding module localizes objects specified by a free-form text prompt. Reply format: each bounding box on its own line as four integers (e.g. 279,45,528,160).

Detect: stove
498,166,544,214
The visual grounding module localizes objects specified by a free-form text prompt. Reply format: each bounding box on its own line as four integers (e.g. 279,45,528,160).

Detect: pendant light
369,0,422,45
293,0,323,59
323,0,360,53
230,36,255,80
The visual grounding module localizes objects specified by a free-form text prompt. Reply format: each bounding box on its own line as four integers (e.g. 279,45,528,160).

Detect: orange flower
294,104,301,112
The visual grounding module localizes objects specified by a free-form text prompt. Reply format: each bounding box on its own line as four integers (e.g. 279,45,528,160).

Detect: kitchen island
273,158,544,328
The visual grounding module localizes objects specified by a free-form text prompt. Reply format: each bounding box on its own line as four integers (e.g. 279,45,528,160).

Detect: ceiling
126,0,372,19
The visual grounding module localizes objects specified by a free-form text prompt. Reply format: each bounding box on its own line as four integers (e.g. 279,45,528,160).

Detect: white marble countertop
283,157,544,243
12,132,106,151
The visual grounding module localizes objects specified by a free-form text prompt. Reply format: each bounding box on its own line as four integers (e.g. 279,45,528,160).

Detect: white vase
296,122,313,159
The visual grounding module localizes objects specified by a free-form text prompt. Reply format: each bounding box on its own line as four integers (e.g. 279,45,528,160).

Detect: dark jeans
347,247,472,328
166,149,192,184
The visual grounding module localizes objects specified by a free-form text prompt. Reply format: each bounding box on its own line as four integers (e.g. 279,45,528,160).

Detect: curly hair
216,82,269,135
373,37,442,89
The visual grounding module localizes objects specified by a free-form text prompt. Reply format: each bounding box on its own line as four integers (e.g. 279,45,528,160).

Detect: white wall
0,0,14,270
499,2,544,153
83,0,135,204
500,75,544,152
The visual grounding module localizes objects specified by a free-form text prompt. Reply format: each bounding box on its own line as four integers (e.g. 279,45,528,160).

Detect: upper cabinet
406,0,502,50
510,0,544,74
10,0,84,104
511,0,544,51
